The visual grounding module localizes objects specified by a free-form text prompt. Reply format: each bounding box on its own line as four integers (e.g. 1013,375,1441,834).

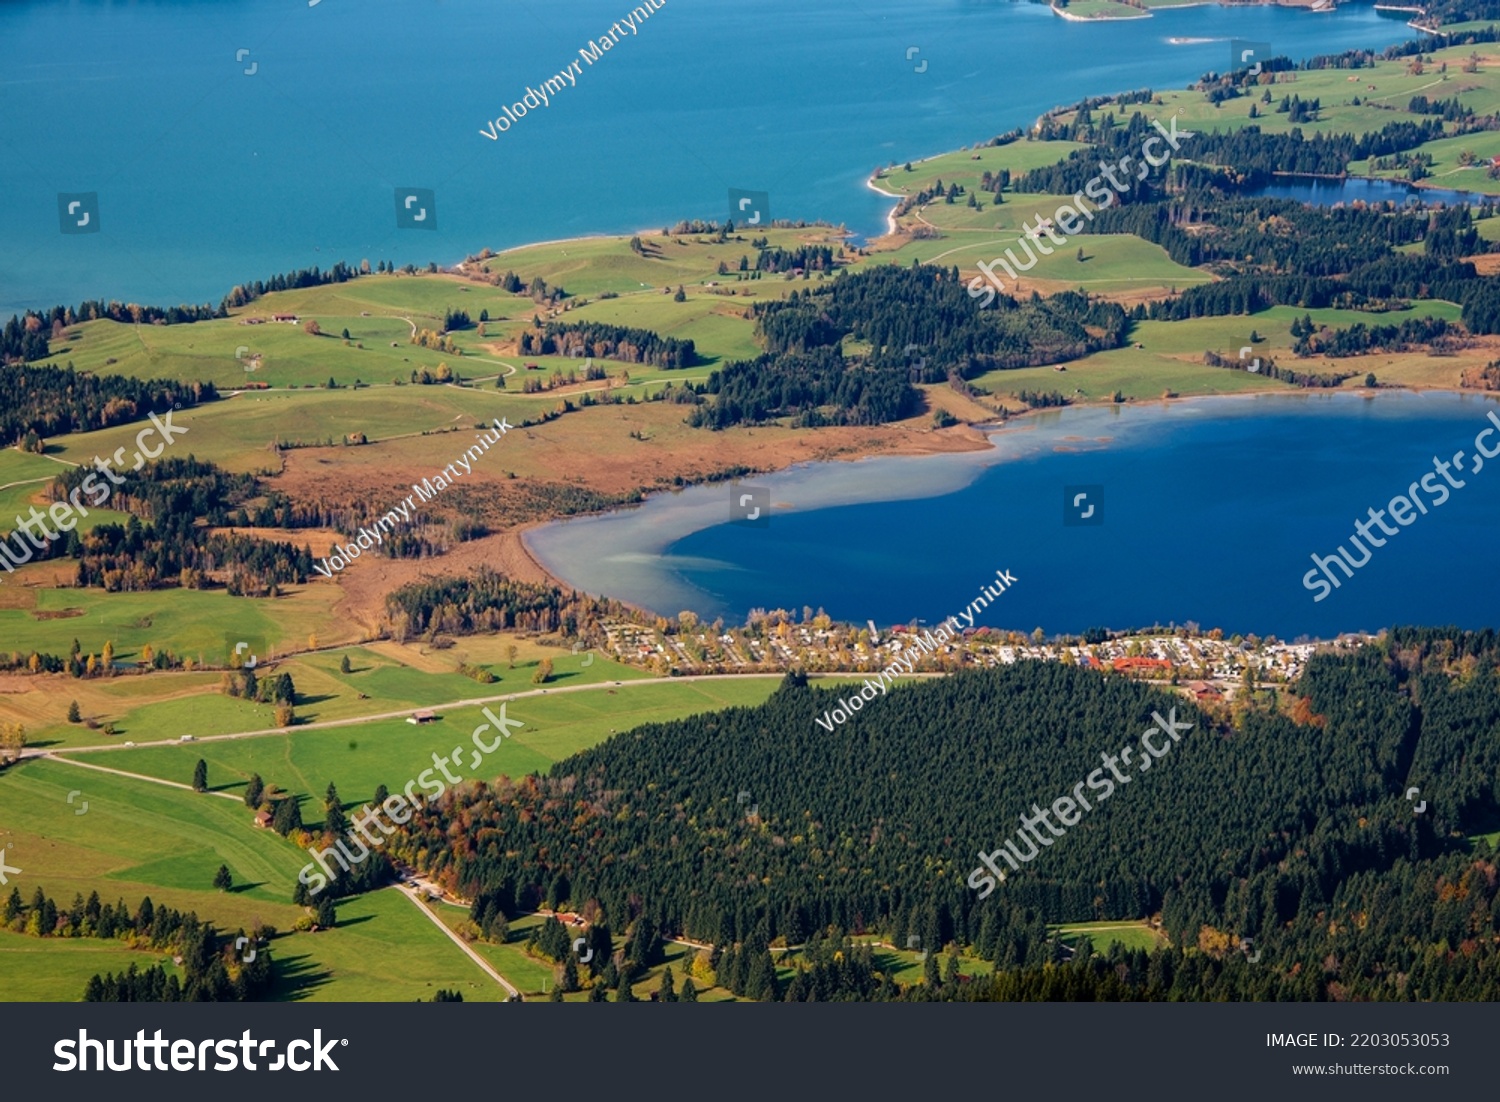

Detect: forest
0,361,217,448
383,565,630,642
384,628,1500,999
3,458,315,596
684,265,1127,428
523,321,698,368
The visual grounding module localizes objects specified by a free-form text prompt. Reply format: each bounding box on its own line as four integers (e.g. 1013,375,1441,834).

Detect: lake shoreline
524,388,1500,637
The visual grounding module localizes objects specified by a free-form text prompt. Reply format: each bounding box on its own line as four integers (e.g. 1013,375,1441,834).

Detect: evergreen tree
192,759,208,793
243,773,264,808
66,700,81,723
213,865,232,892
679,977,698,1002
315,896,336,929
339,654,352,674
325,783,347,834
658,966,678,1002
270,795,303,836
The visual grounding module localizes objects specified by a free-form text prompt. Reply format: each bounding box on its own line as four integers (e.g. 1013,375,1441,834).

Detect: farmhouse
407,709,438,725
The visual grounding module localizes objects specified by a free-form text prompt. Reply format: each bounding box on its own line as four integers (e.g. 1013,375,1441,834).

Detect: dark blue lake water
1251,175,1489,206
528,392,1500,638
0,0,1420,315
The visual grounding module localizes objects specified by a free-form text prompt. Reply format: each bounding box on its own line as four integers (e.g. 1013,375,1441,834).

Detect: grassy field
56,676,783,815
1053,0,1150,18
0,584,346,679
0,929,183,1001
267,887,509,1002
1054,920,1165,954
1352,127,1500,193
1118,41,1500,138
873,139,1215,298
0,673,782,1001
46,227,838,393
968,303,1470,403
0,758,308,930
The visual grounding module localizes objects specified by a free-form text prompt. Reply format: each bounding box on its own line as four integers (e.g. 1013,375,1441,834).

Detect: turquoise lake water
527,392,1500,638
0,0,1419,315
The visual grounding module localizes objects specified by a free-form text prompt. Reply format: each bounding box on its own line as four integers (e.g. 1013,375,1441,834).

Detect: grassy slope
0,676,780,1000
65,677,782,811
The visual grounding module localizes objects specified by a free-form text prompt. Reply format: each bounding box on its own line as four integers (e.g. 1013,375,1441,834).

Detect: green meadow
0,930,182,1001
267,888,507,1002
64,677,783,817
0,758,308,929
1054,920,1165,954
0,585,323,671
970,303,1466,402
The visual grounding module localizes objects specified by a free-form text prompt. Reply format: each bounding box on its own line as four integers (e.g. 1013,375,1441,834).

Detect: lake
526,391,1500,638
0,0,1421,316
1250,175,1491,206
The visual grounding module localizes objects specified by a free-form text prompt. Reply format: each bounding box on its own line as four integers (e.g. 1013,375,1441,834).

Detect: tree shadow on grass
269,952,335,1002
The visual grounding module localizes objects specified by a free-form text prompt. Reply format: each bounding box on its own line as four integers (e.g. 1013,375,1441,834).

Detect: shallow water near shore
528,391,1500,637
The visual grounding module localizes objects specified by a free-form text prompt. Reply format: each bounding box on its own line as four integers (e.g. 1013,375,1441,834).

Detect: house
1188,681,1223,703
1111,657,1172,672
407,709,438,725
253,810,273,829
272,314,298,323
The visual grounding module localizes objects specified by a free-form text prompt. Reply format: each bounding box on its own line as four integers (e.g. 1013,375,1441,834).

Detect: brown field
260,399,990,629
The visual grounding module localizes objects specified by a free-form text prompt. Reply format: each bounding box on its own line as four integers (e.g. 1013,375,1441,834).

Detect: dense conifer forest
687,265,1128,428
0,362,217,448
389,629,1500,999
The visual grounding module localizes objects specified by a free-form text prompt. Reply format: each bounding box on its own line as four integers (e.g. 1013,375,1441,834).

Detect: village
596,613,1375,703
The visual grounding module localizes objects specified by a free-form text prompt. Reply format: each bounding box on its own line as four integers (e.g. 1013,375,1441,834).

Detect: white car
179,734,196,742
